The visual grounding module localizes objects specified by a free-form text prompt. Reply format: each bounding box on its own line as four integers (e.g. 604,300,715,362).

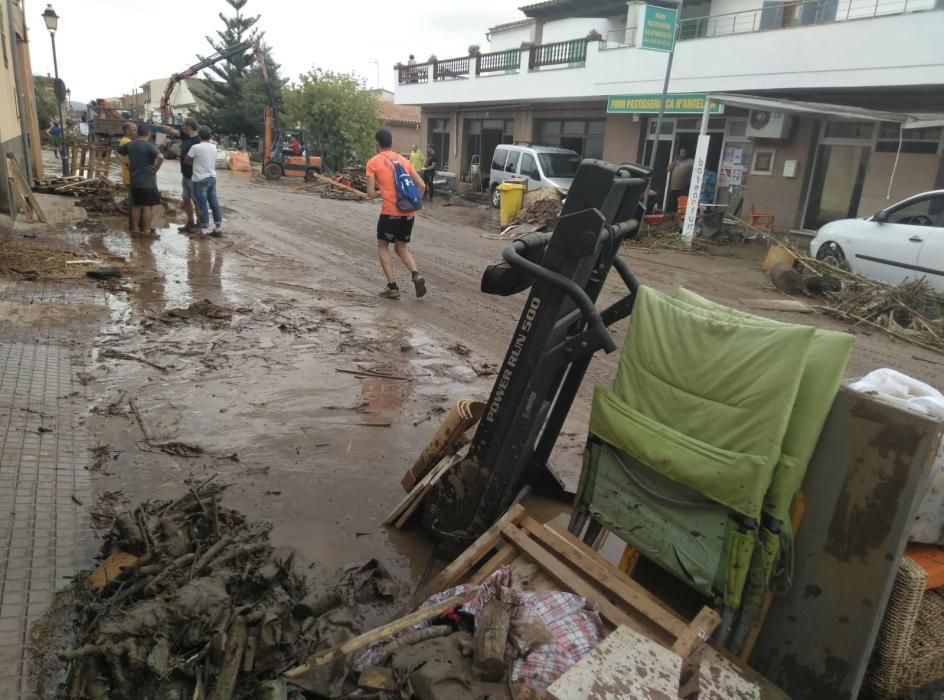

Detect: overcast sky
27,0,524,101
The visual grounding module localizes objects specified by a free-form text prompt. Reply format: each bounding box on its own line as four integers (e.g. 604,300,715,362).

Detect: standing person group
178,117,201,233
117,122,163,235
365,128,427,300
185,126,223,237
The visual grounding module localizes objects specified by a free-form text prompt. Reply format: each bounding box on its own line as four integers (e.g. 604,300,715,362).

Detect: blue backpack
387,156,422,212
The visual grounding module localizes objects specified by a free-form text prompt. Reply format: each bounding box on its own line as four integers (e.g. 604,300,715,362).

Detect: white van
489,144,581,208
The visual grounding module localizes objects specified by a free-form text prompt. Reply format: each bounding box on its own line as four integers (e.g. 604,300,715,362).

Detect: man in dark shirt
178,117,201,233
423,146,437,201
117,122,164,234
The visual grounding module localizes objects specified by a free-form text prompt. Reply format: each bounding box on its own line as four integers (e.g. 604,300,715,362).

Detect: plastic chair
750,203,775,231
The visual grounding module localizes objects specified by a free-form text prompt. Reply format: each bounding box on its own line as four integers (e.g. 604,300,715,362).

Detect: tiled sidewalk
0,281,107,698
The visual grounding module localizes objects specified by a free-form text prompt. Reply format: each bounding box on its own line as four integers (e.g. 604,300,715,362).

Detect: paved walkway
0,280,107,698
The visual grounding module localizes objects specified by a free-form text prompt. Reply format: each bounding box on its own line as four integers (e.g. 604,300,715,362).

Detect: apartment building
141,77,204,123
394,0,944,230
0,0,42,218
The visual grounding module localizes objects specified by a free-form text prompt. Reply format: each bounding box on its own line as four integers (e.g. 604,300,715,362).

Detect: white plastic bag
851,368,944,544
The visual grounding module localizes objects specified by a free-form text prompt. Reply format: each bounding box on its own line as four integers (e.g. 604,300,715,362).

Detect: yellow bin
498,181,526,226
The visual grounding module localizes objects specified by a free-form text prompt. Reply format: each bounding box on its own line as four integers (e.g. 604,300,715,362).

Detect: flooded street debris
34,477,400,700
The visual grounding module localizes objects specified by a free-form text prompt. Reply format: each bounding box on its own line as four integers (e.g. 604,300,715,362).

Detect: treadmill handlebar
502,241,617,354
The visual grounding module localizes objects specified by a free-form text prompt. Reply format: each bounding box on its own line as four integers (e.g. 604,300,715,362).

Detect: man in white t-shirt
184,126,223,236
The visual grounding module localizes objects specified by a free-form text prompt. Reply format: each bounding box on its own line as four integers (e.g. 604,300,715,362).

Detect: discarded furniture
867,555,944,698
570,287,853,650
422,160,652,548
749,203,775,231
750,386,944,698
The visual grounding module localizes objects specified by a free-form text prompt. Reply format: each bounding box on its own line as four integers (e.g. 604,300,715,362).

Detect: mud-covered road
82,165,944,594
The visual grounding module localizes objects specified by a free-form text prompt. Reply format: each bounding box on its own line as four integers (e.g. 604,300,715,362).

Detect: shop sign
641,5,678,52
607,94,724,115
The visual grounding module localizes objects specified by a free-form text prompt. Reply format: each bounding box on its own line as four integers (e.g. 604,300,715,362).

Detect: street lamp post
42,4,69,175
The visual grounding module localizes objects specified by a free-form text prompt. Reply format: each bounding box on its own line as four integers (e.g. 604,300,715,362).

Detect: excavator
158,41,320,178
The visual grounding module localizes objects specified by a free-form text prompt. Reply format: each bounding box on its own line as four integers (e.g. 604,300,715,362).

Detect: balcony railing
528,38,589,69
677,0,935,39
434,56,470,81
476,49,520,75
397,64,428,84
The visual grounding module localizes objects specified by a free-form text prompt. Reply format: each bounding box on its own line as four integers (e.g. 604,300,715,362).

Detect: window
887,196,944,227
536,119,605,159
520,153,540,180
824,121,874,140
727,120,747,138
751,148,776,175
539,152,580,178
491,147,508,171
505,150,520,173
876,123,943,154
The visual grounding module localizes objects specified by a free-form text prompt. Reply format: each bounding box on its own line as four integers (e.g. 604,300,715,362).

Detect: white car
810,190,944,292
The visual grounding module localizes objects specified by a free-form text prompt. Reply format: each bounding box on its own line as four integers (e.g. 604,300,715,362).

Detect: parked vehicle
489,144,580,208
810,190,944,292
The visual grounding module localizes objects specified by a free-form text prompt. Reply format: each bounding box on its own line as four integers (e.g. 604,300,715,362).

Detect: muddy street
4,165,944,698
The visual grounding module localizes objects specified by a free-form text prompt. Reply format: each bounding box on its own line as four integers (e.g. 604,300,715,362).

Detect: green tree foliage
190,0,283,141
283,70,380,172
33,76,59,129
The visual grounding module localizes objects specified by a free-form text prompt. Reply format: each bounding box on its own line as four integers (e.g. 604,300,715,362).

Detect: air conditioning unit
746,110,793,139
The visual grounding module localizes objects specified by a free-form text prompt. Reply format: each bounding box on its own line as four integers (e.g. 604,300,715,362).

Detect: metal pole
643,5,679,211
49,31,70,175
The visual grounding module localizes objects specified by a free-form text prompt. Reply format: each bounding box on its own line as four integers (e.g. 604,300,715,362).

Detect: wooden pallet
422,504,721,658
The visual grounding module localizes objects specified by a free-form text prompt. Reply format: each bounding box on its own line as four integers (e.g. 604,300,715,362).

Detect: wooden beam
524,518,687,638
422,504,528,596
671,606,721,660
499,522,638,630
545,522,682,627
469,542,518,585
284,590,477,677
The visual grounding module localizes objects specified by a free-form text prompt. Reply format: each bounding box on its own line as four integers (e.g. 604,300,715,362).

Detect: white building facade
395,0,944,230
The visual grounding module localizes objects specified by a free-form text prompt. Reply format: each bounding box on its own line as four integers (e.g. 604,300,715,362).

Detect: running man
365,128,427,300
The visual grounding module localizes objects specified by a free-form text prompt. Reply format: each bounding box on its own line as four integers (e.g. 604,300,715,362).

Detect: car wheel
816,241,848,270
263,162,283,181
491,185,500,209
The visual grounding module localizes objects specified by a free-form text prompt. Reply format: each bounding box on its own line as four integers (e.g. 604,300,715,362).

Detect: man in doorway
365,128,427,300
179,117,201,233
666,147,693,213
118,122,137,229
422,145,437,201
410,144,424,174
117,122,163,235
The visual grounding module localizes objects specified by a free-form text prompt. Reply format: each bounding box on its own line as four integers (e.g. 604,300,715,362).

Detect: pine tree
191,0,282,142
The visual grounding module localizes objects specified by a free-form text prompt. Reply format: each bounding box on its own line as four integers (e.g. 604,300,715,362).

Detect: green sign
641,5,678,52
607,93,724,114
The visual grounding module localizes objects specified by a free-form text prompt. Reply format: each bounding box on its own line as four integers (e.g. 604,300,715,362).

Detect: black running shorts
376,214,415,243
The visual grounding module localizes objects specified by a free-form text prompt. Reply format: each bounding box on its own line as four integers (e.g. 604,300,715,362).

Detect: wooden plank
741,298,813,313
358,666,398,691
547,625,683,700
671,606,721,659
284,590,476,677
422,504,528,596
618,544,640,576
384,452,454,527
469,543,518,585
500,522,637,630
543,521,686,636
393,454,458,529
6,156,46,223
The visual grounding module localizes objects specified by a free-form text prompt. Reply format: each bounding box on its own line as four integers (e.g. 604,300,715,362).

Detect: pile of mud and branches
629,222,711,253
33,477,400,699
765,241,944,352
